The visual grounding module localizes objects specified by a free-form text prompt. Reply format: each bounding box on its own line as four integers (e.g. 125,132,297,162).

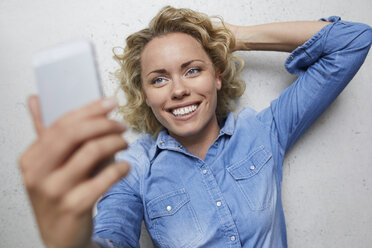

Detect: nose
171,77,190,100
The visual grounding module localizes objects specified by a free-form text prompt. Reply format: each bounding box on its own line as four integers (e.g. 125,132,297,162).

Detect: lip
166,101,201,121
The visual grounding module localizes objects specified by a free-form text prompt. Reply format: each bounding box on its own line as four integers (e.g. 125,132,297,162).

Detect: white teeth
172,104,198,116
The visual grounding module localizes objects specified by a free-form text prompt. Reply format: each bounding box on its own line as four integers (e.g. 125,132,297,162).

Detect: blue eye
186,68,202,76
151,77,166,85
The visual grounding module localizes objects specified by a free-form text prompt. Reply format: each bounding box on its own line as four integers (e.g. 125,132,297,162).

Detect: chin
168,127,201,138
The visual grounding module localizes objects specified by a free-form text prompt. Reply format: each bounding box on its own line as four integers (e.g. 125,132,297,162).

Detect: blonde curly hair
114,5,245,136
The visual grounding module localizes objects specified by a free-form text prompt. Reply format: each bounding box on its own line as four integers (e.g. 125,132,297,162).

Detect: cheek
144,88,165,109
197,78,220,97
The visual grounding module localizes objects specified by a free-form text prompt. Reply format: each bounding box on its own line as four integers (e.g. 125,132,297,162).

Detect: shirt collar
219,111,235,136
151,112,235,161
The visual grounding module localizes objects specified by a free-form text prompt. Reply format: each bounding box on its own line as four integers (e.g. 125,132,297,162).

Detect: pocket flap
227,146,272,180
147,188,190,220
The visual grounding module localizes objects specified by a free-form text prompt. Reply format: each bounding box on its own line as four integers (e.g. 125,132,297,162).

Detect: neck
171,115,220,160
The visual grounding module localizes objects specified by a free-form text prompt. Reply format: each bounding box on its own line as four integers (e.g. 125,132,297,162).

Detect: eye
186,68,202,76
151,77,167,85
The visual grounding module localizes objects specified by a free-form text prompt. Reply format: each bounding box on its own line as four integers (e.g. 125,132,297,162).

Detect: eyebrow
146,59,204,76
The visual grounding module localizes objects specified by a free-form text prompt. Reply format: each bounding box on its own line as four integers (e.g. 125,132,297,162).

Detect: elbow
364,25,372,47
352,23,372,50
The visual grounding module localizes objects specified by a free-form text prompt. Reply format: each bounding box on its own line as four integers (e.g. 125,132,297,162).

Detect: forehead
141,32,211,72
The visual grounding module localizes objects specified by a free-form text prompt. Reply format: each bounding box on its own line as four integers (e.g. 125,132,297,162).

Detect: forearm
233,21,330,52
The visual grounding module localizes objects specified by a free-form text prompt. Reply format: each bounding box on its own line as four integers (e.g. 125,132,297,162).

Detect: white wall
1,0,371,247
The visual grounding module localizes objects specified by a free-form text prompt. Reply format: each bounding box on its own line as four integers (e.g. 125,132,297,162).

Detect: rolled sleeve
258,17,372,153
93,179,143,248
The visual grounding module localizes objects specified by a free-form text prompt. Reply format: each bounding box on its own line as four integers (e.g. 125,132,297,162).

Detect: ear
215,71,222,90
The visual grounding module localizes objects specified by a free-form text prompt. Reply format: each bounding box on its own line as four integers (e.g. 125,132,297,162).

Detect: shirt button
202,169,207,174
166,205,172,211
216,201,222,207
230,235,236,241
250,165,255,170
290,55,294,60
160,141,165,146
178,145,183,149
215,141,218,146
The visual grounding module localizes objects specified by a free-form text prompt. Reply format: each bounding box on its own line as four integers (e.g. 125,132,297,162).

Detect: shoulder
233,106,278,143
235,106,266,128
236,106,258,119
115,134,156,187
116,134,156,162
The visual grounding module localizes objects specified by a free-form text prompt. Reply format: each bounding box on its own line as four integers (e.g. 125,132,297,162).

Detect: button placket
199,160,240,245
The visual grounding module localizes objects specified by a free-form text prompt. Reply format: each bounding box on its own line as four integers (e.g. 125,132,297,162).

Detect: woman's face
141,32,221,140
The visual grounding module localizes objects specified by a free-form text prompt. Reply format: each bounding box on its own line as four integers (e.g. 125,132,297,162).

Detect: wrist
232,25,255,51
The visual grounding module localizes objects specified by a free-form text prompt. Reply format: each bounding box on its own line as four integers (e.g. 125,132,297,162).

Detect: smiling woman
18,4,372,248
115,6,245,137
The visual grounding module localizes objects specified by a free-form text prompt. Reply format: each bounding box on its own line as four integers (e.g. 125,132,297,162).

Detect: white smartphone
33,40,103,126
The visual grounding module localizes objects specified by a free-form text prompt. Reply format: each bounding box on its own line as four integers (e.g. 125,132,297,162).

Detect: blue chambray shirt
93,17,372,248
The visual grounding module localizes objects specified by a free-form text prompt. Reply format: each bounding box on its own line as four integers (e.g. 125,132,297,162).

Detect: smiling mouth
171,103,199,117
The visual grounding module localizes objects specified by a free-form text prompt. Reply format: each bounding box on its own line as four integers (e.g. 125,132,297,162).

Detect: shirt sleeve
257,16,372,153
92,147,145,248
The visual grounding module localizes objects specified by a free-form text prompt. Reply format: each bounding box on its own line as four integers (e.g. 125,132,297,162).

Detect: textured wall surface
1,0,371,247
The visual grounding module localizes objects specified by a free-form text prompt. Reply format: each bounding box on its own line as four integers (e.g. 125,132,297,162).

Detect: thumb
27,95,45,136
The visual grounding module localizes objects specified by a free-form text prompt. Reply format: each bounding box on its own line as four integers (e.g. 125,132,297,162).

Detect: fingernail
102,98,118,109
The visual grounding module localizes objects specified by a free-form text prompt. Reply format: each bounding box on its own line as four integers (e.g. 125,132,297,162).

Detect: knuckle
49,122,78,148
105,167,120,183
109,119,126,132
102,120,119,133
40,183,62,201
61,127,78,145
61,194,87,216
112,134,127,148
85,141,103,157
60,197,78,215
23,174,38,190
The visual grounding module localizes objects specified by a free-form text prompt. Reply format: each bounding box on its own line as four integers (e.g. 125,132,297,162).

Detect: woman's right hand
19,95,130,248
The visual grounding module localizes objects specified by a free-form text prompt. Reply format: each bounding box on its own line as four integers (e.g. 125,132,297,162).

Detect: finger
43,134,128,197
20,97,125,191
27,118,127,181
60,97,119,124
62,161,130,214
28,95,45,135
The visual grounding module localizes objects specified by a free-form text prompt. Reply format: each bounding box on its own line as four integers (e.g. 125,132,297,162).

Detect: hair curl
114,5,245,136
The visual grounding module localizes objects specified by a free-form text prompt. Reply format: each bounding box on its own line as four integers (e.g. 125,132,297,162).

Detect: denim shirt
93,17,372,248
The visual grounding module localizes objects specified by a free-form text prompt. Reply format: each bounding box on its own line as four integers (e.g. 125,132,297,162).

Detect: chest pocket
227,145,274,211
146,188,202,248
